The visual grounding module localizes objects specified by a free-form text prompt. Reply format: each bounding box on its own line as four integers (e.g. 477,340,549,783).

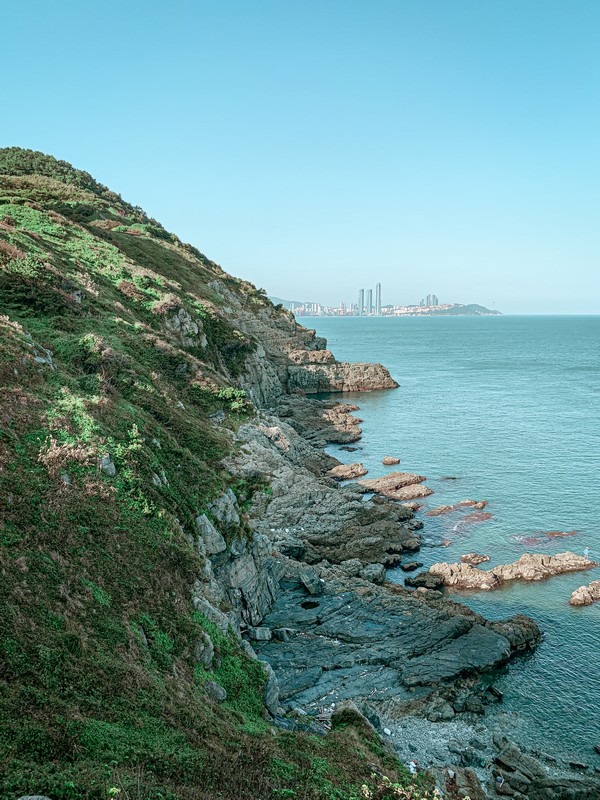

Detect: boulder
327,462,368,480
359,472,433,501
570,580,600,606
247,626,272,641
382,456,400,465
205,681,227,703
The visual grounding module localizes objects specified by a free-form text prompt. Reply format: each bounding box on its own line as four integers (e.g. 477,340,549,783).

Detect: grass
0,148,436,800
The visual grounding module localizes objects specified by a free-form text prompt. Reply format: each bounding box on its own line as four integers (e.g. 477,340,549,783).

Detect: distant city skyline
3,2,600,314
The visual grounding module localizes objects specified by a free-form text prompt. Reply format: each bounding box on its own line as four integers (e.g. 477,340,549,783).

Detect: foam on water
310,314,600,762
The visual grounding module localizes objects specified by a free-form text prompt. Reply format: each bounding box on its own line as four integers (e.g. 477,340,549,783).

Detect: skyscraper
366,289,373,314
426,293,432,306
358,289,365,315
432,294,438,306
375,282,382,315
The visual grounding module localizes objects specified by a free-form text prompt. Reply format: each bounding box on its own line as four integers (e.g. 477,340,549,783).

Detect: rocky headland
2,149,599,800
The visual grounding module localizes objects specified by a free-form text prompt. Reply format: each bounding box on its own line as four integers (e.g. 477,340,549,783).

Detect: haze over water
310,314,600,763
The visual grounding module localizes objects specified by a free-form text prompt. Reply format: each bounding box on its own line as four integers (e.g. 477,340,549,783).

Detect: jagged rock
207,489,241,528
247,626,272,641
382,455,400,465
195,514,227,555
164,307,207,348
327,462,368,480
570,580,600,606
194,632,215,668
261,660,280,715
359,471,433,501
225,417,420,566
299,568,325,596
205,681,227,703
428,552,597,591
359,563,386,585
461,553,490,566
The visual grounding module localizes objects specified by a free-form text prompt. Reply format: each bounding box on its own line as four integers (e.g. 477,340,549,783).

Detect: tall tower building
375,282,382,315
432,294,438,306
426,293,432,306
366,289,373,314
358,289,365,315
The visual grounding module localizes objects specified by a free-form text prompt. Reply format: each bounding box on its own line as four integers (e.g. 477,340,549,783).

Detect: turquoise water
309,315,600,762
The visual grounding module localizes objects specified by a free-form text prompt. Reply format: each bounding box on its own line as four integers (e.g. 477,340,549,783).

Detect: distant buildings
355,283,382,315
284,286,452,317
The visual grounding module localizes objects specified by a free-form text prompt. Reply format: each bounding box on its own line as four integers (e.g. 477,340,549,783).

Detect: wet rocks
383,455,401,465
327,462,368,480
400,561,423,572
359,471,433,501
570,580,600,606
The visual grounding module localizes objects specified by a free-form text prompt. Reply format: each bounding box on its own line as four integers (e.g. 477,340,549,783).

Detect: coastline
219,389,600,798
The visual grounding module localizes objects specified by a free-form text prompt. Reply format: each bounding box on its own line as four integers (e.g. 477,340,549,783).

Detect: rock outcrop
570,580,600,606
359,471,433,501
252,565,541,716
287,361,398,394
327,462,368,480
383,455,400,465
415,552,597,592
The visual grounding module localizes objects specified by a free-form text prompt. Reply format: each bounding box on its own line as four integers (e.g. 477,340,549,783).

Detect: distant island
269,296,501,317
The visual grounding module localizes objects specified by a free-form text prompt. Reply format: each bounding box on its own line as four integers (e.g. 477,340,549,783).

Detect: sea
307,314,600,764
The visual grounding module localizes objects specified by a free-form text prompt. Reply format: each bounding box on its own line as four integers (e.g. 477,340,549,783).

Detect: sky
2,0,600,313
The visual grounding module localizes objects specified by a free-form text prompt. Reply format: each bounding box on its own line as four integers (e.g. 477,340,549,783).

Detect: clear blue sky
3,1,599,313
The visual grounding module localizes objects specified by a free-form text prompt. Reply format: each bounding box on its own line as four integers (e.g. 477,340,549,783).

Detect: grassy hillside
0,150,441,800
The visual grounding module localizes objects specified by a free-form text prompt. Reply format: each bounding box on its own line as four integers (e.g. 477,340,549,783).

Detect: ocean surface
308,314,600,763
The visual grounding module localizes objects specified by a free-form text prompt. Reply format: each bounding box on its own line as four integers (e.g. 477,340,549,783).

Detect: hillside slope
0,149,429,800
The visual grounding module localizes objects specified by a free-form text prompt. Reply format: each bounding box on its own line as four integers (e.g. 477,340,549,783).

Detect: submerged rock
460,553,490,566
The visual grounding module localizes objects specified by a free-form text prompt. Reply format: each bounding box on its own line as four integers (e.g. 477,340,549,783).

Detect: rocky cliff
1,148,597,800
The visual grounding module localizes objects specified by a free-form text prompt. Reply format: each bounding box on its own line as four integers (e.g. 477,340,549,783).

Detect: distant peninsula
269,296,501,317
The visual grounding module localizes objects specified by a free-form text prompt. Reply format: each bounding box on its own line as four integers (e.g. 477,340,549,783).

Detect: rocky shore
207,387,600,798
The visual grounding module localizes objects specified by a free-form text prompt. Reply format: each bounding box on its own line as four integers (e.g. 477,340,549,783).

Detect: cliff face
0,148,413,800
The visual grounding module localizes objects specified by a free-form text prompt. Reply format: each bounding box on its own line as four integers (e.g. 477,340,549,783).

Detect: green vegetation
0,148,435,800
